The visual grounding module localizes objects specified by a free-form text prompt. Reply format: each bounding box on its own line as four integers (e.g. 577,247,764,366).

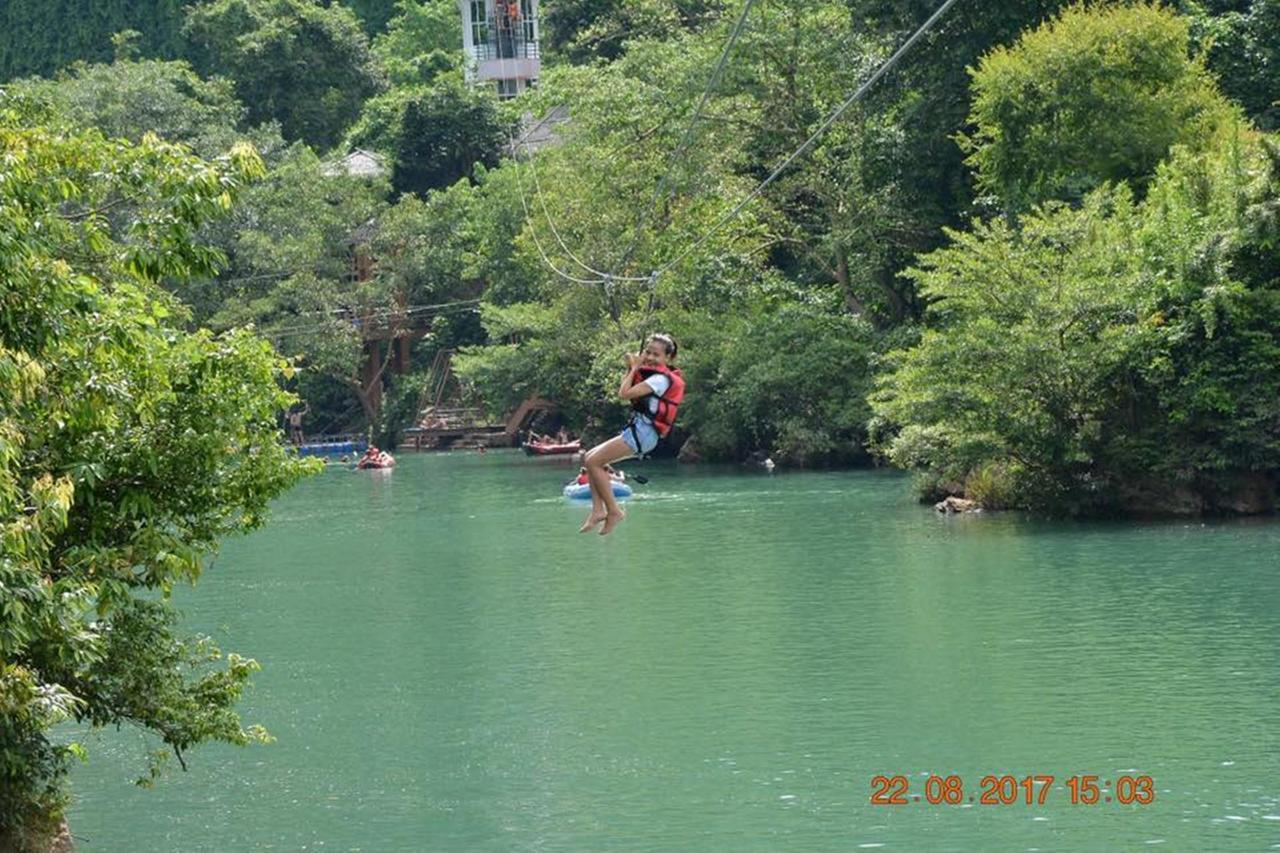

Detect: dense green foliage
5,0,1280,837
871,5,1279,514
371,0,462,87
1186,0,1280,130
344,0,404,33
0,93,313,846
0,0,187,80
9,56,249,159
3,1,1276,477
873,128,1280,514
348,78,512,196
961,3,1237,211
184,0,383,149
544,0,725,62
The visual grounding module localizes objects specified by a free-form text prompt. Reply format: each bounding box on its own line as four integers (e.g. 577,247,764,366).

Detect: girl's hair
648,333,678,360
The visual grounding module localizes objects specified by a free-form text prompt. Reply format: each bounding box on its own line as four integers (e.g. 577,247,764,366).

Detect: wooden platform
401,425,513,451
400,406,514,450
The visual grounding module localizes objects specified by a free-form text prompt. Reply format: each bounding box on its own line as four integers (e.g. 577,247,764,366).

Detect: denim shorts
621,418,659,455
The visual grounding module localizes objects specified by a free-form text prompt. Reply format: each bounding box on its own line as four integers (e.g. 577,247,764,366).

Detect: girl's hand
624,352,641,368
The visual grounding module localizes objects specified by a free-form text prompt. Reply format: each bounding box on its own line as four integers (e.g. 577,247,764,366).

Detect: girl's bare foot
579,512,606,533
599,509,626,536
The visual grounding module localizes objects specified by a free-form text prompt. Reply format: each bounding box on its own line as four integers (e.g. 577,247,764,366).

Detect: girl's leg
585,436,634,536
579,476,607,533
578,438,616,532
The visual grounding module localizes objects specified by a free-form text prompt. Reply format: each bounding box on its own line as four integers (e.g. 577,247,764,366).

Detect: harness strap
626,416,652,459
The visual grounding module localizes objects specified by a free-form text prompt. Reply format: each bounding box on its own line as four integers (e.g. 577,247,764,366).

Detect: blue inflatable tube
563,481,633,500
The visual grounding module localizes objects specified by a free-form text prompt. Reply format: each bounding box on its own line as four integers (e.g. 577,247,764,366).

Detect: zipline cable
500,3,760,288
653,0,963,278
506,0,763,289
615,0,762,342
617,0,759,271
508,131,613,285
524,139,650,283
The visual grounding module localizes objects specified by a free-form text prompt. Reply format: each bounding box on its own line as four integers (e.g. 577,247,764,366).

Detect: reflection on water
68,452,1280,850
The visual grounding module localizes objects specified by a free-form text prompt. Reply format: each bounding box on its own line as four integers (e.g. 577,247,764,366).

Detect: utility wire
496,36,612,286
263,300,482,338
525,144,650,282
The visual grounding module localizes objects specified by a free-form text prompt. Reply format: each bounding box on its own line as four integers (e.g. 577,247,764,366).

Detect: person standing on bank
287,404,310,446
579,333,684,536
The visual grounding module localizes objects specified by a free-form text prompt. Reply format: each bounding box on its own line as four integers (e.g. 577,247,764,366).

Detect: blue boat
563,481,633,500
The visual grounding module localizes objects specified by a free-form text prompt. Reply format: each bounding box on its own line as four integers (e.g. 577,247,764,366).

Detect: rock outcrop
935,496,981,514
677,436,702,464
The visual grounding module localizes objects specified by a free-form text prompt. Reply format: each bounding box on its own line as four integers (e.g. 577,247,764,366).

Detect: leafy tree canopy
0,90,314,846
961,3,1239,212
184,0,383,149
8,54,248,159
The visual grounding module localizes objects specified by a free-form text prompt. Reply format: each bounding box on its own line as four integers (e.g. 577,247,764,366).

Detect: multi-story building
458,0,540,98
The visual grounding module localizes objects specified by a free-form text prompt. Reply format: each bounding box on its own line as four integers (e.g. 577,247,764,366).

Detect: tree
871,191,1155,509
344,0,403,34
197,144,392,423
690,305,881,465
8,55,248,159
872,120,1280,515
722,0,919,323
544,0,724,62
960,3,1238,212
347,77,512,196
1183,0,1280,129
371,0,463,87
0,0,187,81
184,0,383,149
840,0,1075,307
0,90,314,848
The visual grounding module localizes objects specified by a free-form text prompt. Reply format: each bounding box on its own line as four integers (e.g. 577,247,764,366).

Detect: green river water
66,451,1280,851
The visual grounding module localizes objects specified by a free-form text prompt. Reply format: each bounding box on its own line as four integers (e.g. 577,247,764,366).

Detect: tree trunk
875,265,909,324
835,245,866,315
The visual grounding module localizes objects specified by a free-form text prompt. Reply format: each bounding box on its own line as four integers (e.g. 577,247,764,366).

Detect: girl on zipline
580,333,685,535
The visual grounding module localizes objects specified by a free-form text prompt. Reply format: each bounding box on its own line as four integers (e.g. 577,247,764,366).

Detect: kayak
563,481,632,500
525,440,581,456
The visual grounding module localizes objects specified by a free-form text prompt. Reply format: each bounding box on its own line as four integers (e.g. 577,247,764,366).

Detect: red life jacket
630,365,685,437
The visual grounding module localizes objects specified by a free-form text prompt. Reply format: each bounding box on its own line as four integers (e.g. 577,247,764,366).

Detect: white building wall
458,0,540,96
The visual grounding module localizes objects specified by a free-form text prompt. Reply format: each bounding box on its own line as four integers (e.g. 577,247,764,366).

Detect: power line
260,299,483,338
654,0,963,278
277,298,482,328
247,297,480,323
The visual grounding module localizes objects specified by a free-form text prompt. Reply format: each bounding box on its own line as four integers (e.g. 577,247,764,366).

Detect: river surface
66,451,1280,851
